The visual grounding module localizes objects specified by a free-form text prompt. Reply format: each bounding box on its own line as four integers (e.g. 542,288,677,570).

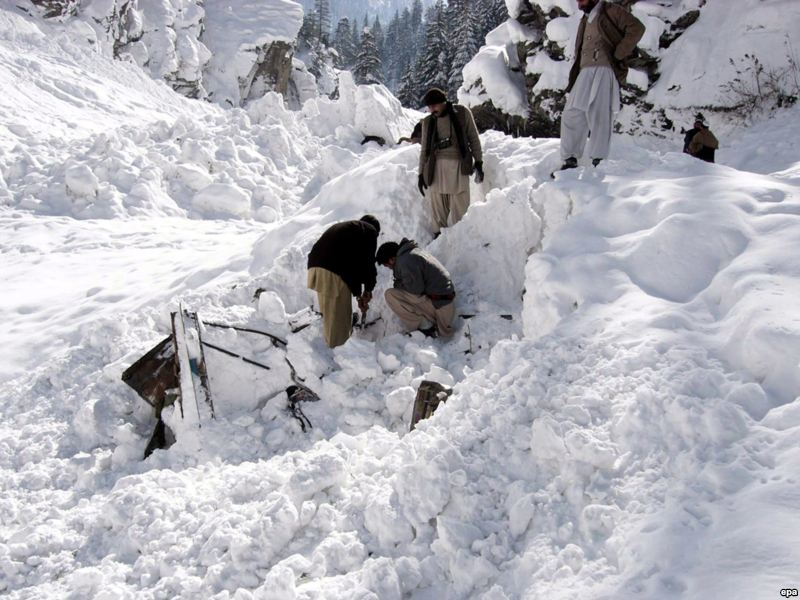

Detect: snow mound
2,73,421,219
523,144,800,404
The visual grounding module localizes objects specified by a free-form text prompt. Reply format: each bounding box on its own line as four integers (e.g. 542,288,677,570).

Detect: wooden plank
192,312,216,419
171,309,201,427
410,381,452,431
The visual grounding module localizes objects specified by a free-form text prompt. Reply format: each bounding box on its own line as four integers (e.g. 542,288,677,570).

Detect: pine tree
477,0,507,38
488,0,508,31
297,10,324,79
397,63,420,106
448,1,483,96
354,28,384,85
400,5,412,37
411,0,423,37
415,1,449,94
371,16,384,59
333,17,356,68
298,10,317,50
313,0,331,46
383,11,401,88
351,19,360,52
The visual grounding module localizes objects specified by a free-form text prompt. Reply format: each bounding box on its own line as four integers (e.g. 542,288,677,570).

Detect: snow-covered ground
2,2,800,599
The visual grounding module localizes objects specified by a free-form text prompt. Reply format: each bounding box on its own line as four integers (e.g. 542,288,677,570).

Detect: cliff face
26,0,303,106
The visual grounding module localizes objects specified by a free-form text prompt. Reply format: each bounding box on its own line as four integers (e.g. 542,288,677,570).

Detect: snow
650,0,800,110
0,3,210,153
460,43,529,116
2,1,800,599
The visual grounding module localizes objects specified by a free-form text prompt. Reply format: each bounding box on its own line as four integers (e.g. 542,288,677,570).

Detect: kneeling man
376,239,455,338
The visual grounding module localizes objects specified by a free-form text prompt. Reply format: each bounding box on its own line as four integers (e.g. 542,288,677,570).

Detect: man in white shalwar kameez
558,0,645,172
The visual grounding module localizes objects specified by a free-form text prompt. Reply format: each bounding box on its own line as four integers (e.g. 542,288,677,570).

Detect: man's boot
552,157,578,178
561,157,579,170
419,325,438,338
592,158,602,167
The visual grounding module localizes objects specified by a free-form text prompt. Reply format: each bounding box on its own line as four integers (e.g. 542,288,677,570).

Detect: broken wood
410,380,453,431
121,336,178,410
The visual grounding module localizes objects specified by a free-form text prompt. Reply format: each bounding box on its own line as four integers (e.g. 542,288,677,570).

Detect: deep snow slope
3,123,800,598
0,3,214,155
2,3,800,598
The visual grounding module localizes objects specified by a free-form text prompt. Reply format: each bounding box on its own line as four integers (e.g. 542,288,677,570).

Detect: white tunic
565,66,620,114
564,0,620,114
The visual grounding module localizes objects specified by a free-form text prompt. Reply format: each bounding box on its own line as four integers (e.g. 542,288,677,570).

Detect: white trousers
560,67,619,161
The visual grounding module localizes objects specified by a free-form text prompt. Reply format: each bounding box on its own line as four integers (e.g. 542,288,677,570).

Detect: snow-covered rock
202,0,303,106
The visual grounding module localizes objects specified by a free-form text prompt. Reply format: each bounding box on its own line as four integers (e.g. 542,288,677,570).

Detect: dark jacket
308,220,379,296
393,239,455,308
683,127,699,153
419,103,482,186
687,128,719,163
567,1,645,92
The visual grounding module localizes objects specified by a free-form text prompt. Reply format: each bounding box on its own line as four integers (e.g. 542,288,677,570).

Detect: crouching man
376,239,455,338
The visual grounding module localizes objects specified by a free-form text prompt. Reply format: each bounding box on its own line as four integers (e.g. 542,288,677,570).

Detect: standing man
557,0,645,172
684,113,719,163
307,215,380,348
418,88,483,234
376,238,456,338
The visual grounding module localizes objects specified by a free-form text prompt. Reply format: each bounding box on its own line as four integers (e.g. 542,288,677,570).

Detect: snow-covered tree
477,0,507,36
351,18,360,52
313,0,331,46
333,17,356,68
411,0,423,37
448,1,484,97
354,27,384,85
383,11,402,88
397,63,420,106
415,1,449,94
371,16,384,59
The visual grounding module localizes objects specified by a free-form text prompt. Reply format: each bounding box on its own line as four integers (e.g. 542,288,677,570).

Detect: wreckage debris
123,307,320,459
410,380,452,431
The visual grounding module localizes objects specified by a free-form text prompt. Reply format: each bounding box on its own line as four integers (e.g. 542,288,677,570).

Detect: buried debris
286,385,320,432
121,335,179,458
123,305,319,459
121,336,178,411
122,306,215,458
410,380,453,431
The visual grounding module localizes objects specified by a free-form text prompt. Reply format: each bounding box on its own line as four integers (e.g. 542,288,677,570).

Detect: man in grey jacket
376,239,456,338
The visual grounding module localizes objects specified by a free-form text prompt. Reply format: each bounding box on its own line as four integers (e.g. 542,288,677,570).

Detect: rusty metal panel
410,380,453,431
121,336,178,411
